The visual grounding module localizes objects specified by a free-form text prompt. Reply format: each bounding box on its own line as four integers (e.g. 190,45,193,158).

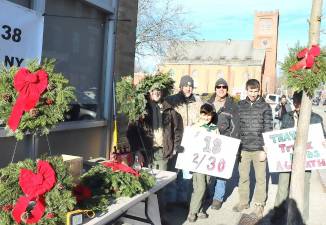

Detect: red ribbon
8,68,48,131
19,160,57,198
289,45,320,72
12,196,45,224
102,161,140,177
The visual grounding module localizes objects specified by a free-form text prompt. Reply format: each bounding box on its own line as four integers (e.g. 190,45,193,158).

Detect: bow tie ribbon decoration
12,160,56,224
289,45,320,72
8,68,48,131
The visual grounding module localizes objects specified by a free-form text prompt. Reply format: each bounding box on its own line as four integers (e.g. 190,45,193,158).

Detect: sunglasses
216,85,228,89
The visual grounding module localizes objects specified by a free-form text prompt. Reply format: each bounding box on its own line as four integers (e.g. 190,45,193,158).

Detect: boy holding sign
187,103,219,222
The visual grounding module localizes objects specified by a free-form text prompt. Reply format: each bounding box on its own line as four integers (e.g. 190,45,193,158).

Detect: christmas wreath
282,44,326,96
0,156,76,225
116,72,174,121
0,59,76,140
77,162,156,213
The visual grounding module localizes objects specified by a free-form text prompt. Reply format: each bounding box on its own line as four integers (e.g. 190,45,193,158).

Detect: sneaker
232,203,249,212
187,213,197,223
211,199,223,210
197,212,208,219
250,204,264,219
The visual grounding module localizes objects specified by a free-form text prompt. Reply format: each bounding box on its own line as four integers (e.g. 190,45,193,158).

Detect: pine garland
78,164,156,213
0,156,76,225
116,72,174,122
281,45,326,97
0,59,76,140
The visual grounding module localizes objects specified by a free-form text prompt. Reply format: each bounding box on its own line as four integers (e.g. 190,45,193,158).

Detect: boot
232,203,249,212
211,199,223,210
187,213,197,223
197,212,208,219
250,204,264,219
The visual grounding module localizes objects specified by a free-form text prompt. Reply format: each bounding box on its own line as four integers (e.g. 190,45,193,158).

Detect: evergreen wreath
78,163,156,213
0,59,76,140
281,44,326,97
116,72,174,122
0,156,76,225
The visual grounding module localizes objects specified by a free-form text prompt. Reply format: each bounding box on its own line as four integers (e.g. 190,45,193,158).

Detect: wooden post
287,0,323,223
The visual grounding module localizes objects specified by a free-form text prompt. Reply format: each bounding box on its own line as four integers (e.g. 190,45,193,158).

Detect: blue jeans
213,178,226,202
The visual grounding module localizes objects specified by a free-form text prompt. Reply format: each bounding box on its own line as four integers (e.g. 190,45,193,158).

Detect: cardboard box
62,154,83,183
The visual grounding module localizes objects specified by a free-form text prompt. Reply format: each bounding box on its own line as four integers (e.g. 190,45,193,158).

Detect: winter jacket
238,96,273,151
208,95,239,138
165,92,202,127
281,111,325,137
275,102,292,120
126,99,183,161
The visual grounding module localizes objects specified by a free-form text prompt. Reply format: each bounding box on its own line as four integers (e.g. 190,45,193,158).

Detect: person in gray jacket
274,95,292,129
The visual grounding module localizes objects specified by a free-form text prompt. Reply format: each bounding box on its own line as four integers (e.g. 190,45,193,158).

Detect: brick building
159,10,279,97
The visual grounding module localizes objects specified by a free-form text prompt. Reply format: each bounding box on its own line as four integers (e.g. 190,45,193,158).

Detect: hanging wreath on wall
281,44,326,96
0,59,76,140
115,72,174,122
0,156,76,225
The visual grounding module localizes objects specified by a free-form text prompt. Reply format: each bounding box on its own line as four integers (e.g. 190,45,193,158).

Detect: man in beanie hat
164,75,203,208
207,78,239,210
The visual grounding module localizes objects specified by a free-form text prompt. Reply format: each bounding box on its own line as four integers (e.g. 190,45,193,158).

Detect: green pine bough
116,72,174,122
282,45,326,97
0,59,76,140
79,164,156,213
0,156,76,225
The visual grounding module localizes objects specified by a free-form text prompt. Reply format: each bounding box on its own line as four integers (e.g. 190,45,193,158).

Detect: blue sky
140,0,325,75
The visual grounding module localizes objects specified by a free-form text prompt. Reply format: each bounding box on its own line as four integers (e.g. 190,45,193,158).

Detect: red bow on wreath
289,45,321,72
19,160,56,198
102,161,140,177
8,68,48,131
73,184,92,203
12,196,45,224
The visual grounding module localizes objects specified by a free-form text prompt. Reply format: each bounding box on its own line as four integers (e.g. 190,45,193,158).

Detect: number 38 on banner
176,127,240,179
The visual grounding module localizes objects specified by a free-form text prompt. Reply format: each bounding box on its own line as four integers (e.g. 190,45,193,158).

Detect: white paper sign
0,0,44,67
175,127,241,179
263,123,325,173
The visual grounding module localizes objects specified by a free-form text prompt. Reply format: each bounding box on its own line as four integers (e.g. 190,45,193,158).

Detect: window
7,0,30,8
42,0,106,121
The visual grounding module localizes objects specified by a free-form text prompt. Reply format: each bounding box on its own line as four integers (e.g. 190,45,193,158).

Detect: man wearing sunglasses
208,78,240,210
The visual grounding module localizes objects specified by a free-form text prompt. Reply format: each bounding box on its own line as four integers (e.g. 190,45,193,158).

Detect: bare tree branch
136,0,197,58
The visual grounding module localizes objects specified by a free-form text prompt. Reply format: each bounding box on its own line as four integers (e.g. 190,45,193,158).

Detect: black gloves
175,145,184,153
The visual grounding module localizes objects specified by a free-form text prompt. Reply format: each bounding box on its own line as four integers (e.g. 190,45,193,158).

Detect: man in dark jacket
207,78,240,210
126,84,183,224
272,91,325,224
233,79,273,219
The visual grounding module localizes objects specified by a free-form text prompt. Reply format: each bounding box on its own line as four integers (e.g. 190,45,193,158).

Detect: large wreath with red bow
0,59,75,140
282,44,326,96
0,156,76,224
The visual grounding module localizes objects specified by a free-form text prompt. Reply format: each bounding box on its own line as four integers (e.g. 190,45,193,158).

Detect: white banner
175,127,241,179
263,123,326,172
0,0,44,67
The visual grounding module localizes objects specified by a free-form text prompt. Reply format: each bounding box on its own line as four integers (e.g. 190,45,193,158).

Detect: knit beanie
179,75,194,88
215,78,228,88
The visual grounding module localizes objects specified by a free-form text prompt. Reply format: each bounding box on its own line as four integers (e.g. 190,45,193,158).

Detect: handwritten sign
263,123,325,172
175,127,240,179
0,0,44,67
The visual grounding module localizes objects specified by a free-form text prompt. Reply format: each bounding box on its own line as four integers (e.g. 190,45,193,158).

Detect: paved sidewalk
164,171,326,225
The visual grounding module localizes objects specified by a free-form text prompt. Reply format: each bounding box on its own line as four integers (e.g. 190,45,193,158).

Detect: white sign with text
0,0,44,67
263,123,325,172
175,127,240,179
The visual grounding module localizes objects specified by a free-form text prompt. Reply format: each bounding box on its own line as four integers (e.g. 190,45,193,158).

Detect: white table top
83,169,177,225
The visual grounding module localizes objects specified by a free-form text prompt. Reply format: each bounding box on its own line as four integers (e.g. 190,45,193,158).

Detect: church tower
253,10,279,94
